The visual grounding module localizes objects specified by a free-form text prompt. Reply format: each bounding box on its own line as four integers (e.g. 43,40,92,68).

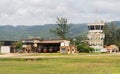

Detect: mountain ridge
0,21,120,41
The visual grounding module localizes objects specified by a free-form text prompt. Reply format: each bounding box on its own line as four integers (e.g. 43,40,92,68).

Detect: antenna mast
95,8,98,23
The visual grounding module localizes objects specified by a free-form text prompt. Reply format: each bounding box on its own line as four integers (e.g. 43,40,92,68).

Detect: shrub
77,43,94,53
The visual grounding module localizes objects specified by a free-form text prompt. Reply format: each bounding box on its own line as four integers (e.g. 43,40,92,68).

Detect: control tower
87,22,105,52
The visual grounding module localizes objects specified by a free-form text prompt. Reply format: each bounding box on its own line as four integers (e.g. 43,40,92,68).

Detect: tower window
96,25,100,30
101,26,103,30
88,26,94,30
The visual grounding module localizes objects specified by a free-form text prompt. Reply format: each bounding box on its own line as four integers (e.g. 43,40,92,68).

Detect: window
95,25,100,30
101,26,103,30
90,26,94,30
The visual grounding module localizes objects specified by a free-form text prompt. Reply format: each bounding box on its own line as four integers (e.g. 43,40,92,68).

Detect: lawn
0,53,120,74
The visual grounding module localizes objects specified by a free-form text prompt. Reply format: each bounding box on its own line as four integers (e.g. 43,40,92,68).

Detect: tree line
104,23,120,48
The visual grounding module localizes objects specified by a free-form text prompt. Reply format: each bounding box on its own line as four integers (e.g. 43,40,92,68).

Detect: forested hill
0,24,88,41
107,21,120,27
0,21,120,41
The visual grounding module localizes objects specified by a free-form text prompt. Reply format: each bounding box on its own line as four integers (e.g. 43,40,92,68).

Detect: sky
0,0,120,26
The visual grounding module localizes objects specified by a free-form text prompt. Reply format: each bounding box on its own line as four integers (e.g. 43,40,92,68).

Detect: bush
77,43,94,53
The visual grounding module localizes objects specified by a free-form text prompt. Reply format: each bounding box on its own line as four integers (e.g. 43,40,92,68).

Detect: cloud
0,0,120,25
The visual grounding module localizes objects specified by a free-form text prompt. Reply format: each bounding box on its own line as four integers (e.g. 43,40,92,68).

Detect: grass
0,53,120,74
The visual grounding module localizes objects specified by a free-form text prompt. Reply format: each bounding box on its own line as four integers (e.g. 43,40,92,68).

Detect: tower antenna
95,8,98,23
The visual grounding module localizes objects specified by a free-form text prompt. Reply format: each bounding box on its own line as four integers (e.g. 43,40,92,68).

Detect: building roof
105,45,119,50
88,22,104,26
22,38,70,44
38,40,69,44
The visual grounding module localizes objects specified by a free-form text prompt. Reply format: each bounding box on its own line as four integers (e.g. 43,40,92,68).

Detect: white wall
1,46,11,53
60,41,70,46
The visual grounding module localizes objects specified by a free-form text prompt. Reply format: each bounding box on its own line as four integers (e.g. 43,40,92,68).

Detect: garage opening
36,43,60,53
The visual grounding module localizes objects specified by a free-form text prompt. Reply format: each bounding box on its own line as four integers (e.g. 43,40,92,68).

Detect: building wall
88,33,104,46
60,46,77,54
1,46,11,53
60,40,70,46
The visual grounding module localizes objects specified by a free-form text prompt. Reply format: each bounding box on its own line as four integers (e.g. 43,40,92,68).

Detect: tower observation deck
87,22,105,52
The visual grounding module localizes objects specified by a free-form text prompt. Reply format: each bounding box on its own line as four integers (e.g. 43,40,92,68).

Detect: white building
1,46,11,53
87,22,105,52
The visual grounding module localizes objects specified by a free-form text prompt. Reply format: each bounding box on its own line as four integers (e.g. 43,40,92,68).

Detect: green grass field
0,53,120,74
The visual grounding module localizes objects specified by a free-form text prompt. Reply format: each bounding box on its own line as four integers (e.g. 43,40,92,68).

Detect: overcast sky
0,0,120,26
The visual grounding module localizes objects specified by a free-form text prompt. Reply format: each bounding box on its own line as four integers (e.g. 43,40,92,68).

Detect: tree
0,42,4,47
104,23,118,45
11,41,22,53
16,41,22,49
50,17,71,39
103,22,120,50
77,42,94,53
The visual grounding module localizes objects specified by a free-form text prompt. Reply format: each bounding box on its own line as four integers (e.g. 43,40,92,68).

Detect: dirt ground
0,53,30,58
0,53,120,59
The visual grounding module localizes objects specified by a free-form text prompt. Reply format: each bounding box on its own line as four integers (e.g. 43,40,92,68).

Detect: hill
107,21,120,27
0,24,88,41
0,21,120,41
